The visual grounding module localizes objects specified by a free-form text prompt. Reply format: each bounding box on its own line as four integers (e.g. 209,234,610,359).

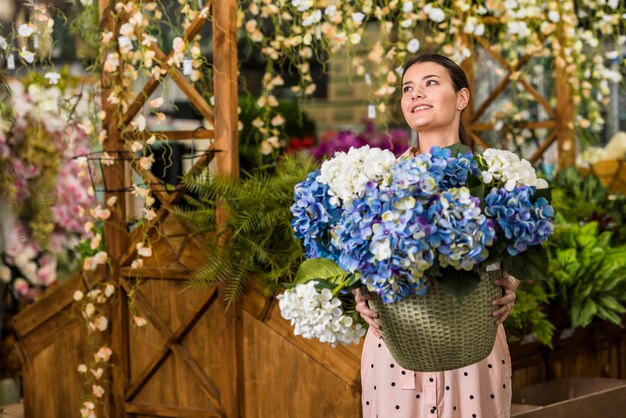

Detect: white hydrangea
480,148,548,191
317,146,396,206
277,281,366,347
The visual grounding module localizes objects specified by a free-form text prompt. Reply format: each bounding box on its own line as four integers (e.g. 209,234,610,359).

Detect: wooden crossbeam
469,130,489,149
529,129,557,163
124,402,226,418
470,37,546,123
149,44,215,124
472,121,556,131
120,280,223,409
472,34,555,120
119,266,192,279
119,144,218,267
120,0,213,128
122,130,215,141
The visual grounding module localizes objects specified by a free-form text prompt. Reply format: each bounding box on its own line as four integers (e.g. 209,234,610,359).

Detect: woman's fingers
354,289,382,339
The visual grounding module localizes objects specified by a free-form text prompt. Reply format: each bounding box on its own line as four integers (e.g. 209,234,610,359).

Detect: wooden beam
124,403,225,418
123,285,218,401
470,43,540,124
120,0,213,128
148,44,215,124
554,1,577,169
119,267,193,280
119,281,224,409
99,1,129,416
529,130,558,163
472,121,557,131
213,3,242,418
469,131,489,150
122,130,215,141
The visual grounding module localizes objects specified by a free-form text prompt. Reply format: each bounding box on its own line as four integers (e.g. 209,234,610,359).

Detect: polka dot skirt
361,324,512,418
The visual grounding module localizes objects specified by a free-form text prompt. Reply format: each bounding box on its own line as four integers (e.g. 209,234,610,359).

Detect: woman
355,53,519,418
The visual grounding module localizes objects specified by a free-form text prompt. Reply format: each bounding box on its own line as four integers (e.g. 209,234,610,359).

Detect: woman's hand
491,270,519,325
355,288,382,339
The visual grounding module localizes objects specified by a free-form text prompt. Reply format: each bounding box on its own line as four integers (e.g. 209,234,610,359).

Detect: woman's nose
411,89,424,100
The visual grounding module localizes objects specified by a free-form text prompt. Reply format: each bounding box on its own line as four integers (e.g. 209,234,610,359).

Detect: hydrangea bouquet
278,143,554,347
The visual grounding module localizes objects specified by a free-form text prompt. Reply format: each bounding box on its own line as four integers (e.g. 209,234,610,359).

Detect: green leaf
445,142,472,156
435,268,480,302
533,187,552,203
293,258,348,285
502,246,549,281
467,174,485,200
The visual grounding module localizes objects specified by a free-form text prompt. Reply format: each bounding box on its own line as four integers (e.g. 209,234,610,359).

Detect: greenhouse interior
1,0,626,417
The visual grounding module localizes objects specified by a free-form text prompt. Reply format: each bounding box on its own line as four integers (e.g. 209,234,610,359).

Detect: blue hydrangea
427,187,496,270
331,183,434,303
290,170,342,260
484,186,555,256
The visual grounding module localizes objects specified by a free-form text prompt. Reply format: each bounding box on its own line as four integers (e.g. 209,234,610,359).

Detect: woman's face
400,61,468,133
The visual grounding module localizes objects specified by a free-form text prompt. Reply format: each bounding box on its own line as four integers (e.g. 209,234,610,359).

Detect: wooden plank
518,77,556,120
472,35,555,120
242,286,362,387
120,267,192,280
213,4,241,418
148,44,215,124
469,131,489,150
122,130,215,141
124,288,218,401
471,50,537,124
554,5,577,169
13,271,80,339
529,130,557,163
120,0,213,128
124,403,225,418
100,1,130,413
472,121,556,131
119,281,224,408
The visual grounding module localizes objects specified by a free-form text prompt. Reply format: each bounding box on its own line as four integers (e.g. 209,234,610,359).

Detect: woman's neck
417,130,460,154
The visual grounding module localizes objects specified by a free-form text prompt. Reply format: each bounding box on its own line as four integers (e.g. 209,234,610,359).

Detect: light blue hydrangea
484,186,554,256
427,187,496,270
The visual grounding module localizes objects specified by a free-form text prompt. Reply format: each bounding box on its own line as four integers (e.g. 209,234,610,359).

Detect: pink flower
94,346,112,363
92,384,105,398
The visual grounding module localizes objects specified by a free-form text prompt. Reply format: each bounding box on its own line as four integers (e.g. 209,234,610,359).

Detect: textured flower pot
365,267,502,372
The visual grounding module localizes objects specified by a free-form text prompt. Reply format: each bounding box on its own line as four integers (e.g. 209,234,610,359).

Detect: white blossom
278,281,366,347
18,24,34,38
317,146,396,205
407,38,420,53
480,148,548,190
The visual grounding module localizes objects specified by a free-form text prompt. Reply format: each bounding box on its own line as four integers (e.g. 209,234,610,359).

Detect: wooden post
554,0,576,169
213,1,242,417
99,0,129,416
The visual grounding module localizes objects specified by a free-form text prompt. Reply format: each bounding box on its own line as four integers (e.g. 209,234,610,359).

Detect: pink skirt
361,324,512,417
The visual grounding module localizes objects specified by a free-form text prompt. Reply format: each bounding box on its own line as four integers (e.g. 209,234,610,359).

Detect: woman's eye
403,86,413,93
426,79,438,86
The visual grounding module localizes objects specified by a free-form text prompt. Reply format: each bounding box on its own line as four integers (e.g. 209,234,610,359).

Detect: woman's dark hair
402,53,470,146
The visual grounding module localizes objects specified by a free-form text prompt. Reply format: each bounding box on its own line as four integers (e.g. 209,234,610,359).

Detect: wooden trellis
458,12,576,169
97,0,240,416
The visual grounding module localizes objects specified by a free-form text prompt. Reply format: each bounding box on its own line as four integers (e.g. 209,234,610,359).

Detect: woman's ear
456,87,470,111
